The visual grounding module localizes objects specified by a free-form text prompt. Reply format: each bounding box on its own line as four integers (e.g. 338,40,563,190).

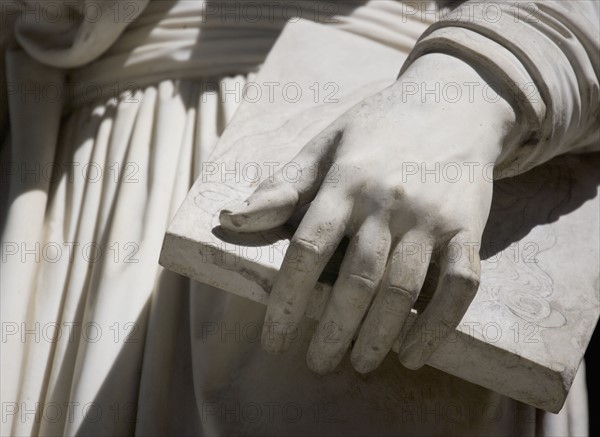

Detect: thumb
219,182,299,232
219,122,342,232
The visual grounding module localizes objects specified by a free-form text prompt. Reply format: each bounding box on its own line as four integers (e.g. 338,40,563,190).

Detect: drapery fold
2,1,597,435
2,68,252,434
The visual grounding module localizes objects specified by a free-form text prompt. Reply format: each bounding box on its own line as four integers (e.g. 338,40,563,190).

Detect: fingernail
399,344,428,370
223,198,250,213
306,350,336,375
306,339,343,375
219,209,243,228
351,353,376,374
219,201,249,228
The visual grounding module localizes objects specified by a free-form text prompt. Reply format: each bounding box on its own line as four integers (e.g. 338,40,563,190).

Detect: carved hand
220,53,518,374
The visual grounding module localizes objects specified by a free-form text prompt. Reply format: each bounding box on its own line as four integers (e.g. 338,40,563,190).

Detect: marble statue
2,1,599,436
160,19,600,414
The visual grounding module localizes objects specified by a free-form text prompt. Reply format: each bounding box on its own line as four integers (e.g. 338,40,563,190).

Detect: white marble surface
160,19,599,413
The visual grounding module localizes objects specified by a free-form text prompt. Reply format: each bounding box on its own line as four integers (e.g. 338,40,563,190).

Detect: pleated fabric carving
2,72,250,436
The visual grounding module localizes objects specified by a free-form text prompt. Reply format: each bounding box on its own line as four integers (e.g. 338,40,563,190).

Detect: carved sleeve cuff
401,0,600,176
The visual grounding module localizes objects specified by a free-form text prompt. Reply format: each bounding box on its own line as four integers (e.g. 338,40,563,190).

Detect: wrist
394,53,518,162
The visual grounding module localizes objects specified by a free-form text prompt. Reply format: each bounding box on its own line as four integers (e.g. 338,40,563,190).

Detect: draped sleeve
404,0,600,176
9,0,149,68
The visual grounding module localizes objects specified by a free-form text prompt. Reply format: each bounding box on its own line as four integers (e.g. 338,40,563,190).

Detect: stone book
159,19,599,412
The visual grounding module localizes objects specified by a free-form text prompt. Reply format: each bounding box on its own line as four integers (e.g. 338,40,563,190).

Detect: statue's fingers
306,216,391,374
261,188,351,354
351,231,432,373
219,123,342,232
399,230,481,370
219,181,299,232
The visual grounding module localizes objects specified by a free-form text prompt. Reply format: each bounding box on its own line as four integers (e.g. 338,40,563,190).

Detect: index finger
261,188,351,354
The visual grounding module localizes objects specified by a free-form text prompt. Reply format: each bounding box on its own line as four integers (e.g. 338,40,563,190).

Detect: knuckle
381,286,416,316
291,237,320,254
368,180,409,211
347,274,376,292
387,285,418,302
389,185,406,201
355,180,406,207
283,237,322,271
378,181,405,200
374,182,406,210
